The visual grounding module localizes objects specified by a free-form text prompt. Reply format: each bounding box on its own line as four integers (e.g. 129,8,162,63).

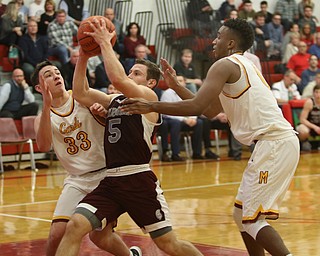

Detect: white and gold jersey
50,91,106,176
219,54,294,146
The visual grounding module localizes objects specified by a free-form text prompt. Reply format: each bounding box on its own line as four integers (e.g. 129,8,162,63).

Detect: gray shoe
302,141,311,151
130,246,142,256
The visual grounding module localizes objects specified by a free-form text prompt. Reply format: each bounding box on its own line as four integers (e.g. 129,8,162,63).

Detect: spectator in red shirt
287,41,311,77
123,22,150,59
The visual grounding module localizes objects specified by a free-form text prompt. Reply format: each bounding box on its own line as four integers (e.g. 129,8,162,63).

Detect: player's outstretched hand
85,18,116,46
160,58,179,90
39,73,52,109
90,102,107,118
120,98,154,114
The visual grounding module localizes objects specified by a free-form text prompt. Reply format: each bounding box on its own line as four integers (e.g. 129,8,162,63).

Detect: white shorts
235,134,300,223
52,168,108,221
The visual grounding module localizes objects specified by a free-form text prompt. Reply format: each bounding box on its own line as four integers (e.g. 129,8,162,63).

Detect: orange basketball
77,16,117,56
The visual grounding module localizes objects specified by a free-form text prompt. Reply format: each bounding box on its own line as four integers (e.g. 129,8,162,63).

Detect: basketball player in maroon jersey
56,19,203,256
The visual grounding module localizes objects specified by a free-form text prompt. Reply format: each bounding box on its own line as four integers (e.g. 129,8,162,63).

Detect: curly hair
223,18,254,52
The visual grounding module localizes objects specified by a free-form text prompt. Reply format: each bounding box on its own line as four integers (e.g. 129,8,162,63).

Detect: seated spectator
28,0,45,22
281,23,300,56
38,0,56,37
61,48,90,90
0,1,24,46
18,19,50,85
266,13,283,59
300,23,315,49
201,113,243,160
87,55,102,88
227,9,238,20
104,7,124,56
250,12,271,56
0,0,6,17
58,0,89,26
238,0,255,22
259,0,273,23
298,5,317,35
173,48,202,94
218,0,236,21
124,44,156,74
287,41,311,77
0,68,38,119
187,0,220,38
92,61,110,93
159,75,203,161
47,9,78,64
272,69,301,105
282,33,300,64
275,0,299,32
296,84,320,150
107,84,120,95
308,32,320,59
298,0,315,19
123,22,149,60
299,55,320,93
16,0,28,24
302,71,320,98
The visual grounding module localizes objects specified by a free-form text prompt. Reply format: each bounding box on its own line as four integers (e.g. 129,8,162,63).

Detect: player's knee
89,222,113,245
48,221,67,243
152,229,178,254
242,219,270,240
65,213,92,239
232,207,245,232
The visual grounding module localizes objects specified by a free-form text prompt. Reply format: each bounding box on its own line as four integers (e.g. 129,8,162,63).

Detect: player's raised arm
72,48,111,108
122,58,229,118
34,74,53,152
86,18,157,102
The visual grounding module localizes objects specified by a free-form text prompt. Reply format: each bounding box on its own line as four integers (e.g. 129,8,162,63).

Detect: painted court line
0,213,51,222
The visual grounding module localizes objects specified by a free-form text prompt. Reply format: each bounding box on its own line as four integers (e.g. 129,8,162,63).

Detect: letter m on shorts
259,171,268,184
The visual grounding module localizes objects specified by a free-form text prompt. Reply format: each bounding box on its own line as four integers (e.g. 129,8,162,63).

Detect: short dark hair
31,60,53,86
223,18,254,52
135,59,161,86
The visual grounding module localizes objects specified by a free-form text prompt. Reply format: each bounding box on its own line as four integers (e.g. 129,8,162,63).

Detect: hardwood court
0,147,319,255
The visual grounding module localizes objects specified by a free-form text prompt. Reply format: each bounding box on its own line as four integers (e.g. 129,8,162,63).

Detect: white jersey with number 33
50,91,106,176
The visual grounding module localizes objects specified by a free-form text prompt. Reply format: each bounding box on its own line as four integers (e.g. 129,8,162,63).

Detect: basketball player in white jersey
122,18,299,256
31,61,140,256
56,18,203,256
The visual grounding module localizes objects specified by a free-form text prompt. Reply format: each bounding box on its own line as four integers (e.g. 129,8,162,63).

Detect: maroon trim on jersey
51,97,75,117
88,107,106,127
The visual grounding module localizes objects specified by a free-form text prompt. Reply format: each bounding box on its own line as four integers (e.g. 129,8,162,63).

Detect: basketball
77,16,117,56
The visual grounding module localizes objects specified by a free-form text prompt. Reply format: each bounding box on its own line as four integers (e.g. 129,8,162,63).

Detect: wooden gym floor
0,146,319,255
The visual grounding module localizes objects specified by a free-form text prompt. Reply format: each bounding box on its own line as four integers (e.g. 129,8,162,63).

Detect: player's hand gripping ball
77,16,117,56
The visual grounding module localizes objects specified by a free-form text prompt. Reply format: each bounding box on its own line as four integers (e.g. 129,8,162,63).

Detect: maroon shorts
77,171,172,234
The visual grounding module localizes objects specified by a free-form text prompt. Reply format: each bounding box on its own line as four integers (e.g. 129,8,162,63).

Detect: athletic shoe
161,153,171,162
171,154,185,161
205,150,220,160
130,246,142,256
192,154,205,160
